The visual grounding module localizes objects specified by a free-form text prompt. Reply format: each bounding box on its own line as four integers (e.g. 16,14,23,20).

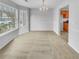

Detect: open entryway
59,5,69,42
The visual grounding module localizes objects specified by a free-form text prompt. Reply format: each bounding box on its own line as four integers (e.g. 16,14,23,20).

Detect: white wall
19,9,29,35
30,9,53,31
53,0,79,53
52,0,68,35
52,8,60,35
68,0,79,53
0,29,18,49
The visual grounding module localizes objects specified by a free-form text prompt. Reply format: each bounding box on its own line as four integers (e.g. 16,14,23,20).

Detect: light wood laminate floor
60,32,68,42
0,32,79,59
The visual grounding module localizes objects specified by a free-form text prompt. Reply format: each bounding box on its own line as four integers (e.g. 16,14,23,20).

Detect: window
0,3,18,34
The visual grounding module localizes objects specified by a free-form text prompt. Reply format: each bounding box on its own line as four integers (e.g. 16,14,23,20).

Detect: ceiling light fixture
40,0,48,12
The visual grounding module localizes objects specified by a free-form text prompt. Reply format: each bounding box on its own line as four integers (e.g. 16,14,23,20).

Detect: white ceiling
11,0,58,8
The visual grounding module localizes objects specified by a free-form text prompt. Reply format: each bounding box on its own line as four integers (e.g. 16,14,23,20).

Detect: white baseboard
68,43,79,54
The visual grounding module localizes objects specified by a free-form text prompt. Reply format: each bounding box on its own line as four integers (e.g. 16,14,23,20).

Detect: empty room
0,0,79,59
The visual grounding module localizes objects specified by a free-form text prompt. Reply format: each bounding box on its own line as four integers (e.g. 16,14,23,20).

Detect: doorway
59,6,69,42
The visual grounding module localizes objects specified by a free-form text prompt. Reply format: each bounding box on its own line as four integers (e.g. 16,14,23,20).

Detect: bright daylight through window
0,3,18,34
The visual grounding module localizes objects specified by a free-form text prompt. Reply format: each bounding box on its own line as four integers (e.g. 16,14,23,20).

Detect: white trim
68,43,79,54
0,37,13,49
0,28,18,37
0,28,18,49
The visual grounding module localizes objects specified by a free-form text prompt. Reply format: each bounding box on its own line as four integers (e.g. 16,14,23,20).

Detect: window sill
0,28,18,37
